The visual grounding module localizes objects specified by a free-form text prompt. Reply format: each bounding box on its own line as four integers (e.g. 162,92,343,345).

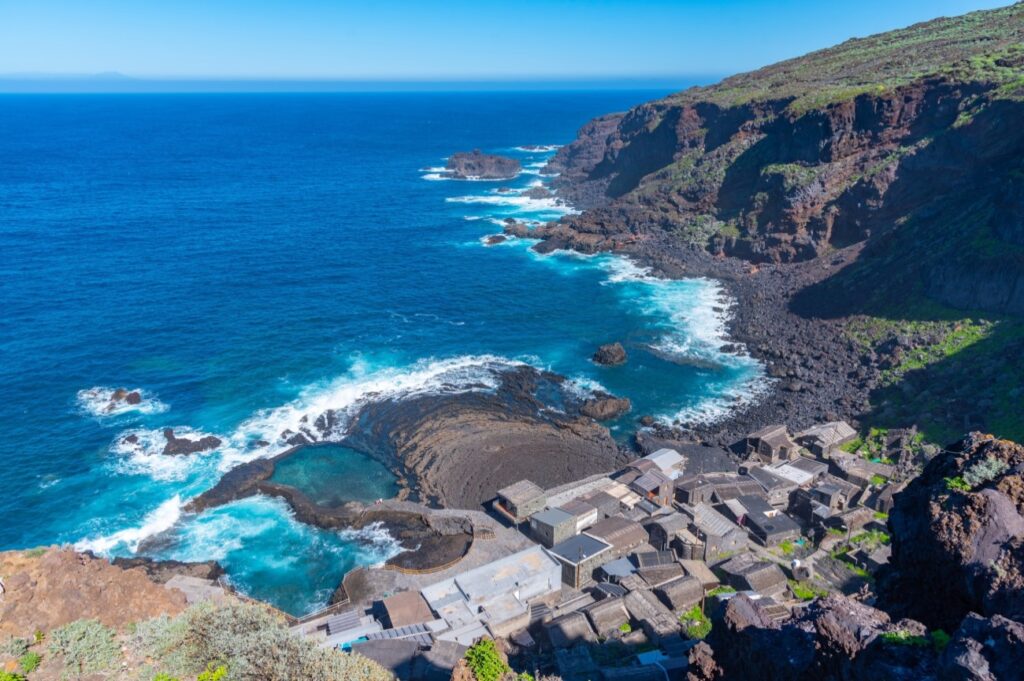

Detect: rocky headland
509,3,1024,448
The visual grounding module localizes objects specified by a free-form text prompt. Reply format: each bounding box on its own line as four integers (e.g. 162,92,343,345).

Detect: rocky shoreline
507,216,881,451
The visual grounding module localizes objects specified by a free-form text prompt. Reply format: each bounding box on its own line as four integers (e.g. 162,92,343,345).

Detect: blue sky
0,0,1012,81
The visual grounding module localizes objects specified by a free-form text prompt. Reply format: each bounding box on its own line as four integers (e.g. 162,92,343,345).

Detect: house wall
530,519,575,549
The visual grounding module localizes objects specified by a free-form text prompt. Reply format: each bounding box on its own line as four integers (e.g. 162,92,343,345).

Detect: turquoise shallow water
0,91,764,614
270,444,399,507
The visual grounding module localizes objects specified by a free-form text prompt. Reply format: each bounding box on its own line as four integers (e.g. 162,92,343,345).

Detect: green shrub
680,606,712,639
156,601,393,681
1,637,29,658
707,585,737,597
464,638,509,681
152,674,180,681
48,619,120,677
963,457,1009,488
789,580,828,601
880,630,930,647
618,622,632,633
945,476,971,492
931,629,952,652
0,671,27,681
197,664,228,681
18,651,41,673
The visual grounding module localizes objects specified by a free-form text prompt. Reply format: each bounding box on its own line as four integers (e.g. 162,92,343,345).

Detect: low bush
198,664,228,681
962,457,1009,488
680,606,712,639
48,619,120,677
618,622,632,633
134,601,393,681
18,651,41,673
464,638,509,681
0,671,27,681
945,476,971,492
1,638,29,658
880,630,930,647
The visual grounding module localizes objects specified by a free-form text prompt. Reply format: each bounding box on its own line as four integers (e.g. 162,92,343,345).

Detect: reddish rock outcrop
0,548,187,636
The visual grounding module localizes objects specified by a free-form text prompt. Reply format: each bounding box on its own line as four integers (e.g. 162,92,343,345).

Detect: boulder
939,613,1024,681
593,342,628,366
580,396,632,421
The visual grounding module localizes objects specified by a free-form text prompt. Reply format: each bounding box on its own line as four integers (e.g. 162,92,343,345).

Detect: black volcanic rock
693,594,939,681
593,342,628,366
939,613,1024,681
580,395,631,421
884,432,1024,630
161,428,222,456
444,150,520,180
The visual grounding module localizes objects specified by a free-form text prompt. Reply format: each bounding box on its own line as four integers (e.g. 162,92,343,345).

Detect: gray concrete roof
550,534,612,564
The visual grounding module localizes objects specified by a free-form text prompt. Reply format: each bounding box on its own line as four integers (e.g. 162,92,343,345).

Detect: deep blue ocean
0,91,763,614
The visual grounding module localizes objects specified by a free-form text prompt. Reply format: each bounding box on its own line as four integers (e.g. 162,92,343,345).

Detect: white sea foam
215,354,529,470
446,193,577,215
76,386,168,418
338,521,406,566
111,426,222,481
514,144,561,152
75,495,183,554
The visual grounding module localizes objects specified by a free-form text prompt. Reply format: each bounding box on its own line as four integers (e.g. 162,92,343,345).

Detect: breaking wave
76,386,168,418
75,495,183,554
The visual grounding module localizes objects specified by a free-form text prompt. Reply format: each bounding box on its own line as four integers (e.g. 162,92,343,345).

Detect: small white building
420,546,561,639
643,448,685,480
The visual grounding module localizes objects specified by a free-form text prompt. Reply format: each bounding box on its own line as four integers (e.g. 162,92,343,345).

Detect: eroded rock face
593,342,628,366
444,150,521,180
0,548,187,636
162,428,223,456
885,433,1024,630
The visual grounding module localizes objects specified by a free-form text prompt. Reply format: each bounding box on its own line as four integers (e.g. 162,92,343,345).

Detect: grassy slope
664,2,1024,112
640,3,1024,443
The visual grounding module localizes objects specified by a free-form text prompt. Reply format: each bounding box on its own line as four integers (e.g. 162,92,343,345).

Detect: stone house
745,425,799,464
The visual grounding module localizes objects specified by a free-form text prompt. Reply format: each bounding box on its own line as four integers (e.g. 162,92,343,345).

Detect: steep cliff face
538,4,1024,316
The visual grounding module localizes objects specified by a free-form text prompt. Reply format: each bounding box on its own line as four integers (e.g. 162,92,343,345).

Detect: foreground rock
884,432,1024,630
593,342,627,366
161,427,223,455
0,548,187,636
942,613,1024,681
694,594,936,681
444,150,521,180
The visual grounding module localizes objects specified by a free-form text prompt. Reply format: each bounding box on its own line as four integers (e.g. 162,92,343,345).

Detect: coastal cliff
529,3,1024,445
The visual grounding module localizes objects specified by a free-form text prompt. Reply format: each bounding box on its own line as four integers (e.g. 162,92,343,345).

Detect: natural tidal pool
269,444,399,507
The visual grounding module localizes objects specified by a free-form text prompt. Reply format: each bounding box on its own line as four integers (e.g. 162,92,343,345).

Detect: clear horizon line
0,72,722,82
